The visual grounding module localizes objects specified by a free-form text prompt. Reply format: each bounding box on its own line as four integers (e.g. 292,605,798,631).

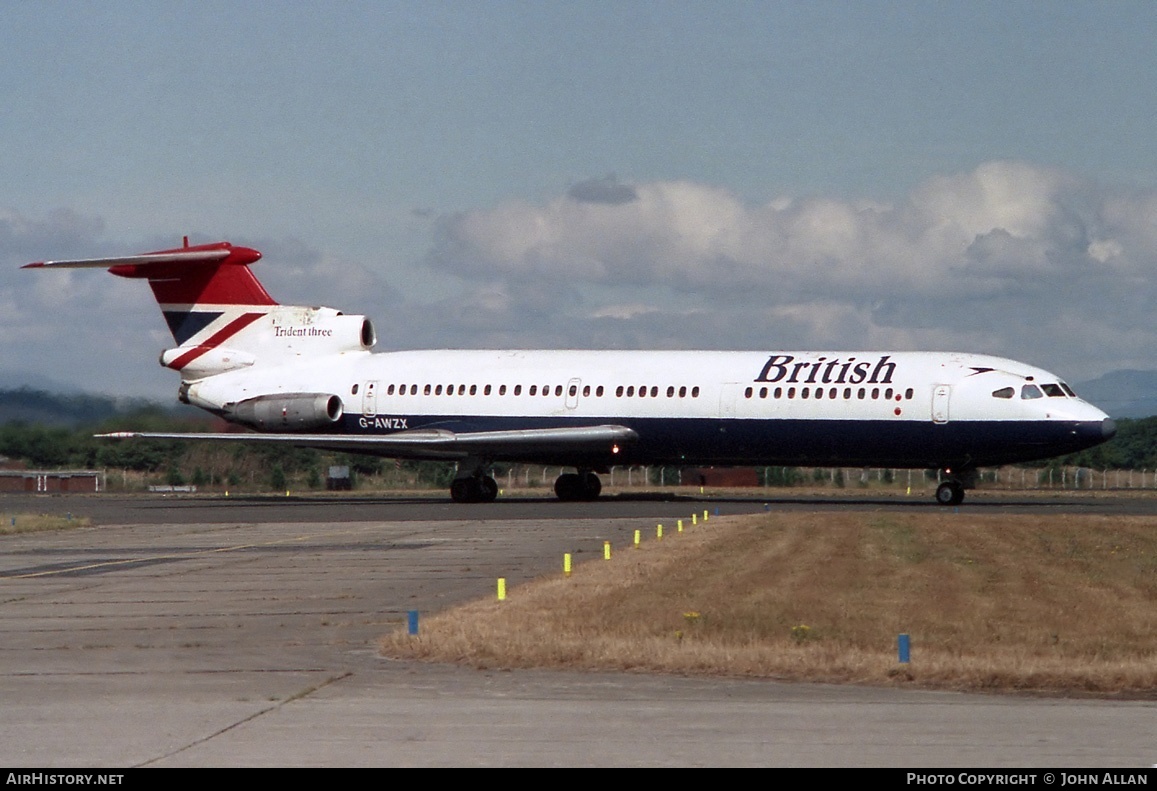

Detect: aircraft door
932,385,951,424
565,378,581,409
719,383,740,418
363,381,378,416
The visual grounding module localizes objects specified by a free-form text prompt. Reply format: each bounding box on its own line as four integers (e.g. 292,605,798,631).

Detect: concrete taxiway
1,494,1155,766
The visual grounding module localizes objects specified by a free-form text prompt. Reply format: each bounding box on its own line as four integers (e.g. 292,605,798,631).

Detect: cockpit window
992,387,1014,399
1060,382,1077,397
1041,383,1065,397
1021,384,1043,400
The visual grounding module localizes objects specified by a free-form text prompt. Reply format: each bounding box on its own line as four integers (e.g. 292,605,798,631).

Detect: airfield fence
94,463,1154,494
491,464,1157,493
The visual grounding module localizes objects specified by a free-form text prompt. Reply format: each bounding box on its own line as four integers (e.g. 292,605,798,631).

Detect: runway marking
1,526,385,580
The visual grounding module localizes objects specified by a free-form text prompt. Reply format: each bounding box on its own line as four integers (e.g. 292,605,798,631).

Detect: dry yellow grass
0,512,90,535
381,512,1157,695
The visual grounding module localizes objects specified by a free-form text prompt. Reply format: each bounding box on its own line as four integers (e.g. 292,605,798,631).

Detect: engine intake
229,393,344,432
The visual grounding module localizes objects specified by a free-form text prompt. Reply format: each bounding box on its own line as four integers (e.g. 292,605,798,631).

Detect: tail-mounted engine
227,393,344,432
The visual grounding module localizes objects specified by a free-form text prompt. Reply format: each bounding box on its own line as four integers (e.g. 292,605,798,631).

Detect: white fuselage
181,347,1113,469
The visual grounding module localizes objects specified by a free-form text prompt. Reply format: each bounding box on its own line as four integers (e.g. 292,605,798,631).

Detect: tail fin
23,240,277,344
25,239,375,382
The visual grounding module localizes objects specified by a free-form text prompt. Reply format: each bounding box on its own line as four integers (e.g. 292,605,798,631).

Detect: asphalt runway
4,487,1157,525
1,493,1155,767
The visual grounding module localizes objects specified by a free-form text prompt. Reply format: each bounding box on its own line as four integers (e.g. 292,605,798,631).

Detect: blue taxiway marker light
407,610,419,635
898,633,911,664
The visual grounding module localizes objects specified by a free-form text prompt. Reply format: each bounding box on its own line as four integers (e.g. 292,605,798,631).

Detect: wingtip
20,262,45,269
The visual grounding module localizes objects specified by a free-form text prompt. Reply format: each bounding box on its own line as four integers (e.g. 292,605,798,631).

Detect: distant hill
0,387,191,427
1073,370,1157,419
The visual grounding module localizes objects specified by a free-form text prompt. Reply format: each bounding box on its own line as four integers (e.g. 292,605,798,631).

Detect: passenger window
596,386,604,397
616,386,624,397
555,385,563,396
745,387,753,398
582,385,590,397
351,384,360,395
529,385,537,396
514,385,522,396
905,388,913,400
760,387,768,399
497,385,505,395
679,386,687,397
459,384,466,395
667,386,675,397
774,387,782,398
627,386,635,397
1021,385,1043,400
691,386,699,397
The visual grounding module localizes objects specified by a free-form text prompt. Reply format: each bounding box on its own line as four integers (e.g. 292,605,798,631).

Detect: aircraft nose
1102,418,1117,440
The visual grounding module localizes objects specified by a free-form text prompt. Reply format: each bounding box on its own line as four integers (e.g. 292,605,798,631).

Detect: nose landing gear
935,469,975,506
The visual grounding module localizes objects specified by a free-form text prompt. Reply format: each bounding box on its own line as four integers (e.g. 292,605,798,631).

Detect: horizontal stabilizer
23,249,232,269
23,241,274,313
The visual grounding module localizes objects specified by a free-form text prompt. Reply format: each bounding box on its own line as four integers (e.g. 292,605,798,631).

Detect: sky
2,2,1157,399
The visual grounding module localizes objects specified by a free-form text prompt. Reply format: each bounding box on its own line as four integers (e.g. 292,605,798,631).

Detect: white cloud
426,161,1157,379
6,160,1157,398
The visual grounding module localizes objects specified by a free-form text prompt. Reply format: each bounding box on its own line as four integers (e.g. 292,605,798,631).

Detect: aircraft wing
98,424,639,463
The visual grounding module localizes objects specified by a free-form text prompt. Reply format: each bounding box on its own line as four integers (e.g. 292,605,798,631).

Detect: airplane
23,239,1117,506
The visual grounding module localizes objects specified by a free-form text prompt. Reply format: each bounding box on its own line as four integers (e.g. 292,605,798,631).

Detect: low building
0,470,105,493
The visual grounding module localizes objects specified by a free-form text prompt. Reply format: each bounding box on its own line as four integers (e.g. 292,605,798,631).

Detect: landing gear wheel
450,478,478,503
451,475,499,503
555,472,602,501
580,471,601,500
555,473,581,501
936,481,965,506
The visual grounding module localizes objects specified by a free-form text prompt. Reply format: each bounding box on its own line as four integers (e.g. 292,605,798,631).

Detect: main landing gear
449,473,498,503
447,465,604,503
935,469,975,506
554,470,602,501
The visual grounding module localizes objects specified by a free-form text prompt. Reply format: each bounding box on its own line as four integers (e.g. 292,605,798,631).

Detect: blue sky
2,2,1157,397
